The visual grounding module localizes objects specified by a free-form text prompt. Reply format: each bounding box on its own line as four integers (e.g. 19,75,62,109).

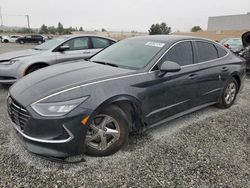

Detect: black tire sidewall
27,66,42,74
85,105,129,156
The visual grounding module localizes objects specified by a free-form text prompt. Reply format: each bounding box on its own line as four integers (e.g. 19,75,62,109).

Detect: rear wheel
216,78,238,109
85,105,129,156
19,40,24,44
38,41,42,44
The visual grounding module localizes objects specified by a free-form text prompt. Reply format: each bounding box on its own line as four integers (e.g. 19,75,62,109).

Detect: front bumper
0,65,19,84
8,97,92,158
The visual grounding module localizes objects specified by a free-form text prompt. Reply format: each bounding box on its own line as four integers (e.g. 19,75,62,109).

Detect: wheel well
111,100,143,132
25,63,49,75
232,75,241,89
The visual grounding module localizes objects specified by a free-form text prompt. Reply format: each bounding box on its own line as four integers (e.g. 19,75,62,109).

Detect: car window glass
196,41,218,62
92,37,111,49
64,37,89,50
91,39,164,69
161,41,193,66
216,45,227,57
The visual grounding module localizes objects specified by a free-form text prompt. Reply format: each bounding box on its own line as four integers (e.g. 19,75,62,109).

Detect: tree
62,28,72,35
79,26,83,31
57,22,64,35
191,26,202,32
48,26,57,34
149,22,171,35
101,28,107,32
40,24,48,34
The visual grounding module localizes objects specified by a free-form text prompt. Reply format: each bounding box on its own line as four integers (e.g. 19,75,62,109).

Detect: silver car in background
0,35,116,84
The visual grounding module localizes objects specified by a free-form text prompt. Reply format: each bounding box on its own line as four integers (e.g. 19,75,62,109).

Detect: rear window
91,37,111,49
196,41,218,63
216,45,228,57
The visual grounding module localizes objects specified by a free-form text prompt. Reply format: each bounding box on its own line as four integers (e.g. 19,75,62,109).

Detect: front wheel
216,78,238,109
85,105,129,156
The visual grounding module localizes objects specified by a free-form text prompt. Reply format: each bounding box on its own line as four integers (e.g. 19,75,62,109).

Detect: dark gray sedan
0,35,116,84
8,35,246,159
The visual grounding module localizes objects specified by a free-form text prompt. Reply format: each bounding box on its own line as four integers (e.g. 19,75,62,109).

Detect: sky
0,0,249,32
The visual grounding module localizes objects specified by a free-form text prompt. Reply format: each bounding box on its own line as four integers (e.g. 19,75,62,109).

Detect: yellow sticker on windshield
146,42,165,48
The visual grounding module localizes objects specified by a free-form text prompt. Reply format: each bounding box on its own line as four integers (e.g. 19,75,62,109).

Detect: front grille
7,97,30,131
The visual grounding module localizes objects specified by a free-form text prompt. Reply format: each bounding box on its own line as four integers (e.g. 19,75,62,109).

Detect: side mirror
160,61,181,73
58,45,70,52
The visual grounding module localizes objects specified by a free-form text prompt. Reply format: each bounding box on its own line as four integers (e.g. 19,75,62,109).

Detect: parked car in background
16,35,46,44
7,35,245,158
1,35,23,43
220,38,243,53
0,35,116,83
240,31,250,73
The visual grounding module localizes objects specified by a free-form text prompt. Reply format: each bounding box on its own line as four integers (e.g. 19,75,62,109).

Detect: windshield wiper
91,61,118,67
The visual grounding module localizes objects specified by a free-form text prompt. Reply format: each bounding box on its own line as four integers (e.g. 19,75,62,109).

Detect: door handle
83,51,91,54
222,67,229,72
188,73,198,79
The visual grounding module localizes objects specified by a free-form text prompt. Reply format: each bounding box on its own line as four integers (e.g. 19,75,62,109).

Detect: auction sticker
145,41,165,48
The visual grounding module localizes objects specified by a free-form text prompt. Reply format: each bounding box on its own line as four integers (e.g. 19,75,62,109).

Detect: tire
19,40,25,44
38,41,42,44
4,39,8,43
85,105,129,156
216,77,238,109
26,65,46,74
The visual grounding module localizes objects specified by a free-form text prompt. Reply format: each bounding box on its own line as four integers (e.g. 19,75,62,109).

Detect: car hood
10,60,135,106
0,49,43,61
242,31,250,47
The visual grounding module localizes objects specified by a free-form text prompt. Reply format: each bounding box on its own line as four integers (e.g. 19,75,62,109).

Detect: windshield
34,37,69,50
224,38,242,46
90,39,165,69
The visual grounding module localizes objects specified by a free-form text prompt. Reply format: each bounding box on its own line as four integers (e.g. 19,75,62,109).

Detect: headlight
31,97,88,117
0,59,20,65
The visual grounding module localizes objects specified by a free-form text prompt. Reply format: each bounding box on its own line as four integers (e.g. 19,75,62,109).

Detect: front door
56,37,95,63
141,41,200,125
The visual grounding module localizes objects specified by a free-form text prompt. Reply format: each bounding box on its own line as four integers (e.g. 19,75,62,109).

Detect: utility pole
25,14,31,32
0,7,3,26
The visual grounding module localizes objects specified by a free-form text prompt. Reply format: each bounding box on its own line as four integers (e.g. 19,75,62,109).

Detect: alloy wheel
224,82,237,105
86,114,121,151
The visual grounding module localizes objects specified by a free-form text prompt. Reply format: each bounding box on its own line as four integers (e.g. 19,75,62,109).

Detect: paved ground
0,43,250,187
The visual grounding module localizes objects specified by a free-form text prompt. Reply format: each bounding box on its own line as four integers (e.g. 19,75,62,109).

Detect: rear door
90,37,115,55
193,41,228,104
56,37,92,63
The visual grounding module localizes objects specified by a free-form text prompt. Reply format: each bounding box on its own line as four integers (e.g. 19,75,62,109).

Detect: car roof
126,35,215,44
62,34,117,41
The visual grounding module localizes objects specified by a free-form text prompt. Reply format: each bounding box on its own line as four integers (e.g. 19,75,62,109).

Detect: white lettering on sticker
146,42,165,48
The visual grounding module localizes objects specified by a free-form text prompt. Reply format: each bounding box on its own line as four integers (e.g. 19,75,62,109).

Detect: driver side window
162,41,194,66
63,37,89,51
152,41,194,71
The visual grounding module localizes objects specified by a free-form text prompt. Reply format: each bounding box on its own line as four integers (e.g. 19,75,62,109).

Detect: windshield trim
34,37,70,51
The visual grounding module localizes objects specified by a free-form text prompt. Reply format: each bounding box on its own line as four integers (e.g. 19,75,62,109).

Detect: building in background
208,13,250,31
